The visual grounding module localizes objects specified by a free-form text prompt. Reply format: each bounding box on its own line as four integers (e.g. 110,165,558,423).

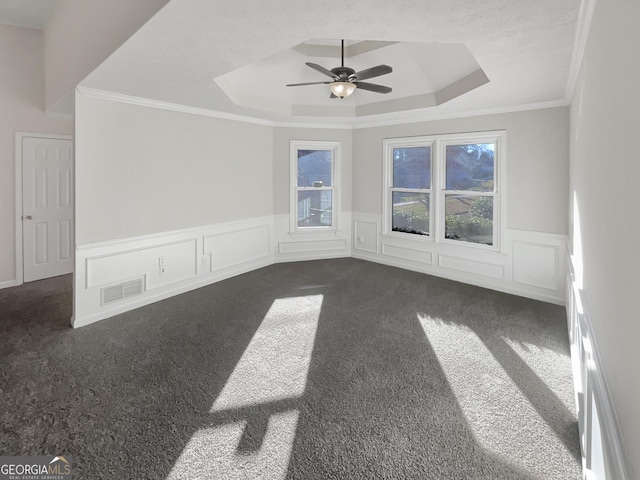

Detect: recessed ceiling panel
214,38,489,117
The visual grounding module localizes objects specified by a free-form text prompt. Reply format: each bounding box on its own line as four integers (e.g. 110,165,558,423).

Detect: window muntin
290,141,339,231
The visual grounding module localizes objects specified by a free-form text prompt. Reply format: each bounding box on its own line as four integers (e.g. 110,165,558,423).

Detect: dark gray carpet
0,258,581,479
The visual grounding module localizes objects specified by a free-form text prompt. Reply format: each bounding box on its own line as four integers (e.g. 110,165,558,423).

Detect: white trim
567,253,632,479
355,211,566,305
14,132,73,287
382,136,435,239
77,214,274,253
74,256,274,328
73,216,276,328
565,0,598,103
46,111,74,121
350,100,569,129
76,86,275,127
274,120,354,130
382,131,506,252
0,280,19,290
72,213,568,327
436,131,507,252
289,140,341,234
77,85,568,131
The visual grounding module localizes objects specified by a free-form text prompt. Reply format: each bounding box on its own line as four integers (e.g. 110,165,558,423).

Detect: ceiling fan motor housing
331,66,356,82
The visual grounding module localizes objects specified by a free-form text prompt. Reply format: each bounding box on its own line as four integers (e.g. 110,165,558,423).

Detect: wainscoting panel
354,216,379,254
73,213,570,328
86,238,198,289
205,224,271,272
352,212,567,305
509,229,566,300
566,257,632,480
381,244,433,265
438,254,504,279
278,238,348,254
273,213,351,262
73,216,274,328
513,241,559,290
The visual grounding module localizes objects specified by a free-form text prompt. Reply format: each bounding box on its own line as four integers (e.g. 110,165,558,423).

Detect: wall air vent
101,277,145,306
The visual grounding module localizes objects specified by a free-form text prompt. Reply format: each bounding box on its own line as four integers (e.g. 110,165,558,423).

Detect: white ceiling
0,0,55,29
214,40,489,118
2,0,584,126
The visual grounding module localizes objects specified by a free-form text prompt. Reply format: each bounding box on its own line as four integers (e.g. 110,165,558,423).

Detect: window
290,141,340,231
442,142,496,246
388,141,433,236
384,132,504,249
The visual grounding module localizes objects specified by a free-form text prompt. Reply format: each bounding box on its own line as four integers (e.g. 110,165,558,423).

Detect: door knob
24,215,32,220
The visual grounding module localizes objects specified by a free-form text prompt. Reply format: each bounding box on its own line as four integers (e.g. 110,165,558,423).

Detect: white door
22,136,74,282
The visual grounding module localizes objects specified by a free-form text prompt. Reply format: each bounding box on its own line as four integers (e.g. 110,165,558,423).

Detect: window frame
290,140,341,233
436,132,504,251
383,131,506,251
383,137,435,241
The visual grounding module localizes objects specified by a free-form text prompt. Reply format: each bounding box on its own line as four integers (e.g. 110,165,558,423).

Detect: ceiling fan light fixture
330,81,356,98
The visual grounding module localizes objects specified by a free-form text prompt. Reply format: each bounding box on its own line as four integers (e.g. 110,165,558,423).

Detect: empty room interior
1,0,638,478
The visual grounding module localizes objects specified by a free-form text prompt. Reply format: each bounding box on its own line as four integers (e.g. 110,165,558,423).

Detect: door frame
14,132,74,286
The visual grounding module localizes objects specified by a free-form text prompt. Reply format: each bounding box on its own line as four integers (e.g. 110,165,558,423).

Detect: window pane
298,150,332,187
445,195,493,245
298,190,332,227
393,146,431,189
445,144,494,191
392,191,429,236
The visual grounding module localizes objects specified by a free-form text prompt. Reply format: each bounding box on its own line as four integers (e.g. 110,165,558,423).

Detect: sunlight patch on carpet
211,294,323,411
418,314,577,477
501,337,576,416
166,410,299,480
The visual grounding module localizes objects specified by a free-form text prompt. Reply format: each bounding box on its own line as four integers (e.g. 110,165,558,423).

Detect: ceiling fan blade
354,81,392,94
305,62,338,79
286,81,332,87
330,92,338,99
353,64,392,81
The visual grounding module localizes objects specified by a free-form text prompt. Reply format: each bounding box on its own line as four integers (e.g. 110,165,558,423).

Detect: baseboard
0,279,19,290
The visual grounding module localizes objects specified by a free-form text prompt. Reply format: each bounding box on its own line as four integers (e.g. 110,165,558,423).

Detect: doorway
16,133,74,283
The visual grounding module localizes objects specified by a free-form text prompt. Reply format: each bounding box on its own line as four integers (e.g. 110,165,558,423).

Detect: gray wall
75,94,274,243
0,25,73,284
353,107,569,234
569,0,640,474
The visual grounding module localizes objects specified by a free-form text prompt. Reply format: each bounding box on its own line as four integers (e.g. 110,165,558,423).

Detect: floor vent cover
101,277,144,306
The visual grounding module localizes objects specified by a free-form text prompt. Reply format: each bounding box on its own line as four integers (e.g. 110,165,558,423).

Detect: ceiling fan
286,39,392,99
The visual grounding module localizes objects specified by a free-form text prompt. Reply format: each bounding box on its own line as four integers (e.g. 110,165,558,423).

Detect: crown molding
76,86,276,127
350,99,569,129
77,86,568,132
